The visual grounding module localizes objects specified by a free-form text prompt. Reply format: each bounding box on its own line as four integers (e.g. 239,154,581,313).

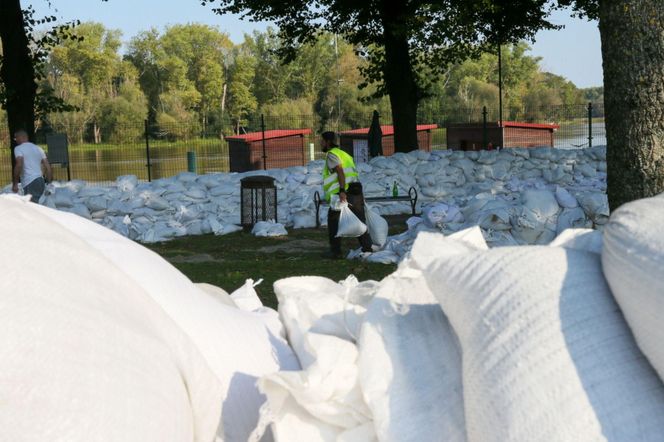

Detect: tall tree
0,0,36,168
598,1,664,209
560,0,664,208
226,52,257,133
203,0,556,152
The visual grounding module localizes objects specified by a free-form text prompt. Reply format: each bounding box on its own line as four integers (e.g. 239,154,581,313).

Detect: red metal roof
225,128,312,142
500,121,560,130
340,124,438,136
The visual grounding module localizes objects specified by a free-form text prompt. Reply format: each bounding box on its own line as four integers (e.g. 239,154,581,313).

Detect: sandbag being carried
365,203,388,247
336,202,368,238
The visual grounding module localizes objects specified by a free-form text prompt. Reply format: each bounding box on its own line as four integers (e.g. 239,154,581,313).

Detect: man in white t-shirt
12,129,53,202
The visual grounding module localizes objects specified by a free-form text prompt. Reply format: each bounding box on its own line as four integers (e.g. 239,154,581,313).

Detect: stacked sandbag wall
2,146,607,245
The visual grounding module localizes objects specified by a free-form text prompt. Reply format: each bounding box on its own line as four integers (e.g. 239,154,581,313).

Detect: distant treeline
0,22,603,144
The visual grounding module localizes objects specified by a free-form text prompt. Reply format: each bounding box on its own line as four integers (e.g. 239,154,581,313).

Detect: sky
28,0,603,88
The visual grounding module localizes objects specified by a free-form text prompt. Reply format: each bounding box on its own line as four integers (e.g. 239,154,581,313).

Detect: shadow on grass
146,227,400,309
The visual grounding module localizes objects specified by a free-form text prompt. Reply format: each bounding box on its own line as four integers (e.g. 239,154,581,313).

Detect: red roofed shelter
225,129,311,172
338,124,437,161
446,121,560,150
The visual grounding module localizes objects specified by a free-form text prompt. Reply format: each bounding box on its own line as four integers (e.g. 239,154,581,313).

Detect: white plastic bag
336,202,367,238
365,203,388,247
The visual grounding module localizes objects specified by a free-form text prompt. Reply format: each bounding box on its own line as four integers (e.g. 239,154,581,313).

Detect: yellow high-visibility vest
322,147,359,202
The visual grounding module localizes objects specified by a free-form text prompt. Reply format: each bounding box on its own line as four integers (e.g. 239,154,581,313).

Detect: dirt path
257,239,326,254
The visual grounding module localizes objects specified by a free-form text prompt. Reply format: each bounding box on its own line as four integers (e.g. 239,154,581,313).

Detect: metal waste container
240,175,277,231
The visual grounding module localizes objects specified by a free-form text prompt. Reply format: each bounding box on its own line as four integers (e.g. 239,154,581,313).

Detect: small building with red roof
338,124,438,161
446,121,560,151
225,129,312,172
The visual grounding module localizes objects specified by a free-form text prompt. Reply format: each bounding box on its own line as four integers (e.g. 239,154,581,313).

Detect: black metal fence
0,102,605,185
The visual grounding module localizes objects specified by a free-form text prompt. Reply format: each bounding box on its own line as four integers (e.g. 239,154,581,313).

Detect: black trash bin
240,176,277,231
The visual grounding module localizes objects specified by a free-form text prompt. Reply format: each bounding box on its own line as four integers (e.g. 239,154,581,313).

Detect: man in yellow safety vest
321,131,373,259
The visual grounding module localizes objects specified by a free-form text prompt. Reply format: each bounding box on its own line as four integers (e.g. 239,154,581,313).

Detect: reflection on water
1,122,607,185
1,143,231,186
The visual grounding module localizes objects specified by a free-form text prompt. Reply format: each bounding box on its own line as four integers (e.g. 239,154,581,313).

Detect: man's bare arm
12,157,24,193
42,158,53,183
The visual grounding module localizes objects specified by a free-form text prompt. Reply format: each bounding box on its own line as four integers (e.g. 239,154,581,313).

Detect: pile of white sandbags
2,146,607,246
252,193,664,442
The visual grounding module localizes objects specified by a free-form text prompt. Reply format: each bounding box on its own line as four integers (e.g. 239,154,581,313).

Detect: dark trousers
328,182,373,255
24,177,45,202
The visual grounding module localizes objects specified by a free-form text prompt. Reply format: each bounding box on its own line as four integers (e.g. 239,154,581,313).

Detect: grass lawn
146,222,408,309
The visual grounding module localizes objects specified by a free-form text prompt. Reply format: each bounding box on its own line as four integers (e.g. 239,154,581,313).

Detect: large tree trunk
0,0,36,170
379,2,419,152
599,1,664,210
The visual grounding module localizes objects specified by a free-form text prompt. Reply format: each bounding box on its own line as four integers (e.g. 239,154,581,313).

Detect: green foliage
43,22,148,144
227,52,257,132
421,42,587,123
126,24,233,134
581,86,604,102
98,76,147,142
156,92,201,139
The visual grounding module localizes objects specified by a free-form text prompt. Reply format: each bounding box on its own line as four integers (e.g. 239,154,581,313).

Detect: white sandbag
556,206,590,234
359,271,466,442
254,332,374,442
422,203,463,228
254,276,380,441
549,228,603,254
185,220,204,236
575,162,598,178
116,174,138,192
230,279,264,312
208,216,243,236
602,195,664,383
25,199,301,442
197,174,222,189
555,185,578,208
292,209,317,229
304,174,323,185
53,187,75,208
176,204,202,223
84,195,108,212
252,221,288,237
363,250,399,264
64,203,92,219
176,171,198,183
521,189,560,219
0,196,222,442
511,206,556,245
406,229,486,272
274,276,370,366
336,202,368,238
106,199,132,215
77,186,107,198
577,192,610,223
185,187,208,200
425,243,664,442
209,183,237,197
365,203,388,247
145,194,171,210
